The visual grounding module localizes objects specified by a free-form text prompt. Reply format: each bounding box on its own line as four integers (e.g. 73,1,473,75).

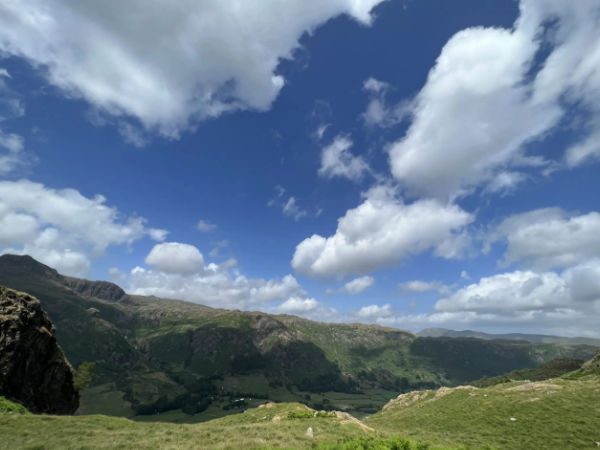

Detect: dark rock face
0,285,79,414
62,277,127,302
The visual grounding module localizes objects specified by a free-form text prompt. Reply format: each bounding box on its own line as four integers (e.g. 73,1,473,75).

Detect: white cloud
209,239,229,258
362,77,412,128
292,185,473,277
282,197,308,221
196,219,217,233
487,208,600,270
357,303,393,319
318,135,370,182
129,250,304,309
0,130,26,175
485,171,528,196
565,128,600,167
343,275,374,294
435,270,569,313
387,1,600,199
378,259,600,337
269,186,309,221
400,280,448,294
145,242,205,275
0,179,166,276
0,70,30,175
278,297,319,314
0,0,385,138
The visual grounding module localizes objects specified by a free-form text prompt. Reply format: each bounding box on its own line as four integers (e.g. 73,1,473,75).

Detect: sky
1,0,600,337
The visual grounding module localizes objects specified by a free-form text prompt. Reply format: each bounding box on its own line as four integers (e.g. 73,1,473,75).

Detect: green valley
0,254,597,423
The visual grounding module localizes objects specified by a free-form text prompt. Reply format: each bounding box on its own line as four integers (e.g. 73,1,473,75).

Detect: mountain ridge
0,254,598,422
418,327,600,346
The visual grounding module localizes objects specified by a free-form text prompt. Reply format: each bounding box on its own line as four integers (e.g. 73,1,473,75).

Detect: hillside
0,400,437,450
2,368,600,449
367,371,600,449
0,254,598,422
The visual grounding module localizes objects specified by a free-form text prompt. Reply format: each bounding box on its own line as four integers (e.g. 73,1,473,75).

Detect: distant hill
418,327,600,346
0,254,597,422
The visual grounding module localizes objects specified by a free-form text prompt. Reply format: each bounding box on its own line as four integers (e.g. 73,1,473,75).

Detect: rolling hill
0,254,598,422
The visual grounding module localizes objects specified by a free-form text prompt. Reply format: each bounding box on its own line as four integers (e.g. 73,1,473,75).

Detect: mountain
0,254,598,422
418,327,600,346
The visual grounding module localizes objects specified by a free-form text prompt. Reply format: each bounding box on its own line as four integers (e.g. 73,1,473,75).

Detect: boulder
0,285,79,414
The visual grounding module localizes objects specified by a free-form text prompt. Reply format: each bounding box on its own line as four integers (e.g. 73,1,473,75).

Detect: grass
0,397,28,415
0,403,434,450
366,375,600,450
2,374,600,449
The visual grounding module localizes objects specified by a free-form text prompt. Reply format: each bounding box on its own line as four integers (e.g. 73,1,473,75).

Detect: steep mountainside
0,286,78,414
0,254,597,421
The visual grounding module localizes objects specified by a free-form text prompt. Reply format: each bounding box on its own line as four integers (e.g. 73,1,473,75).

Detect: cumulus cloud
435,270,568,313
387,1,600,199
357,304,393,319
343,275,374,294
0,179,166,276
487,208,600,270
277,297,319,314
129,247,304,309
292,185,473,277
318,135,370,182
0,0,385,138
368,259,600,337
145,242,204,275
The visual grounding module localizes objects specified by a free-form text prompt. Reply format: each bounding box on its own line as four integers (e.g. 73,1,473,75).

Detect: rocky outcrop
0,285,79,414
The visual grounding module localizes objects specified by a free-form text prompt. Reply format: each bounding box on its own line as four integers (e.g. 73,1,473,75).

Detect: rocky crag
0,285,78,414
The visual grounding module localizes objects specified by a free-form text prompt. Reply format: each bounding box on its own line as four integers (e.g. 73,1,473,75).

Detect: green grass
0,403,433,450
0,397,28,415
367,375,600,450
3,375,600,449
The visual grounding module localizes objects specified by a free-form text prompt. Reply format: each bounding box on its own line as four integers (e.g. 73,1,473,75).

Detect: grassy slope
0,402,441,450
367,374,600,450
3,373,600,449
472,358,585,387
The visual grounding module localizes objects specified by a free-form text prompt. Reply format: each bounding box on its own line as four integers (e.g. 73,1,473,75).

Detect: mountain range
0,254,597,422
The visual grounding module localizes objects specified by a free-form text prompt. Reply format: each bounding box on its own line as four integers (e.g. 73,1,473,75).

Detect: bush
74,362,95,391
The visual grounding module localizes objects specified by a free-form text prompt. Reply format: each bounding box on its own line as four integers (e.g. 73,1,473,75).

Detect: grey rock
0,285,79,414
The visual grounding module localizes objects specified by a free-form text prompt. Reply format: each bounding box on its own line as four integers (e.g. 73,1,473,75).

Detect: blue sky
1,0,600,336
